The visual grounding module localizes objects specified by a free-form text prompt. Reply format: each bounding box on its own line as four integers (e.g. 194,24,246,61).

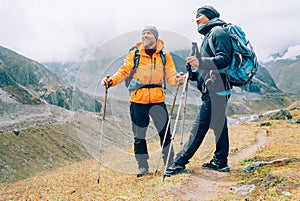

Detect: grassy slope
0,122,91,184
0,110,299,200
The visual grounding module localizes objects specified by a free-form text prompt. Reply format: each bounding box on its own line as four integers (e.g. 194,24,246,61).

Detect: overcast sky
0,0,299,62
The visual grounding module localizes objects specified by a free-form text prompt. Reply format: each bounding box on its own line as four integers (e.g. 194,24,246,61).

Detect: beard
143,38,156,49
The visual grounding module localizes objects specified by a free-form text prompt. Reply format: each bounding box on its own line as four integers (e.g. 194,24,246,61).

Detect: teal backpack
209,23,258,87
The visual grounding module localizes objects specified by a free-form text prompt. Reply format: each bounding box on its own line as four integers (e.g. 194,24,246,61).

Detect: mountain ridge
0,45,101,112
263,57,300,95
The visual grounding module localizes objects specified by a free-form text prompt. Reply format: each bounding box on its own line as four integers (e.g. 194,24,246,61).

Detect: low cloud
0,0,299,62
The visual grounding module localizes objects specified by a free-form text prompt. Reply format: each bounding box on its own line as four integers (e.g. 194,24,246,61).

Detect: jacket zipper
147,56,153,103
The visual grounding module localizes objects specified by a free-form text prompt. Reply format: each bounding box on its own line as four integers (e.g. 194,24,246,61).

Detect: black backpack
124,46,167,89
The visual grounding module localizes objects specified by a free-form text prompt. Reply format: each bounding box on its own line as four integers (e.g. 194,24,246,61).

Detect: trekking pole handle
186,42,198,76
191,42,198,57
102,75,110,121
104,75,110,87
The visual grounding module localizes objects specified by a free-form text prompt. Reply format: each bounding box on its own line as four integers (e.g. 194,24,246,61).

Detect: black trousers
130,102,174,167
174,93,229,166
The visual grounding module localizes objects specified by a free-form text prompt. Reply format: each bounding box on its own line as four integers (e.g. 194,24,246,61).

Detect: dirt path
169,128,270,201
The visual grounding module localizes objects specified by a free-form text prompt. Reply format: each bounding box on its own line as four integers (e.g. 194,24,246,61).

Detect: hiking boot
164,163,187,177
136,158,149,177
202,160,230,172
136,167,149,177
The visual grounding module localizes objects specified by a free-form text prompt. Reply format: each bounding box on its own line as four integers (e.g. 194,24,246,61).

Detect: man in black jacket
165,5,233,176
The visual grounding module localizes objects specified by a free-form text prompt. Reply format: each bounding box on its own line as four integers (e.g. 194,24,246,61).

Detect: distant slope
44,49,281,98
0,45,101,112
264,57,300,95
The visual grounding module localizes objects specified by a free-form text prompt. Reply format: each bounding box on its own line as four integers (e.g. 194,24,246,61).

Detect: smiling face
196,14,210,28
142,30,157,49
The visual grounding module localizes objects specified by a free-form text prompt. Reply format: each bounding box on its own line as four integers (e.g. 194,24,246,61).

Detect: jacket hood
198,18,226,35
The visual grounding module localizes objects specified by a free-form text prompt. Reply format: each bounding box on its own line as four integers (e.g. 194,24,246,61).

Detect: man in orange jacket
101,25,185,177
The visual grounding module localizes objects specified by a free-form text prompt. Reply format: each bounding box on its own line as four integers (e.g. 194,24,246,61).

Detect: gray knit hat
142,25,159,40
196,5,220,20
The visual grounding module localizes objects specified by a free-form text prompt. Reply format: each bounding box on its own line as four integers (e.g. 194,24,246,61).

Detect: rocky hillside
0,46,102,117
263,56,300,95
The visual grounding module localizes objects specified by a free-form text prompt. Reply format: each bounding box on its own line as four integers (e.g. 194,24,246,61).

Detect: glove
101,76,113,88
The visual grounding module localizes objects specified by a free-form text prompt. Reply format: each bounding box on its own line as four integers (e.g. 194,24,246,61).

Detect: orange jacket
110,39,178,104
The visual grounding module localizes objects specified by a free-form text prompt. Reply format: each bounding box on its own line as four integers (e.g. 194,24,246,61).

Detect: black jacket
190,18,232,95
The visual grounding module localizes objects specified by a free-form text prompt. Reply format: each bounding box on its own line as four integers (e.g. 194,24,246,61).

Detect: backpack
124,46,167,89
208,23,258,87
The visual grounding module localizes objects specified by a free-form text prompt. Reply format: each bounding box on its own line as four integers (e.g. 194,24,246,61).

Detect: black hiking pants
130,102,174,168
173,93,229,166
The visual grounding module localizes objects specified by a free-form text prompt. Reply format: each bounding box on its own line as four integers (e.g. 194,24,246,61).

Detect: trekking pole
162,42,198,181
162,72,189,181
180,42,199,148
179,78,189,149
97,75,109,184
154,81,181,174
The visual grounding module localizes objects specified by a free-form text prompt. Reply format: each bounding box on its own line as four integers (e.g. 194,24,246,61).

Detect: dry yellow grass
0,117,299,200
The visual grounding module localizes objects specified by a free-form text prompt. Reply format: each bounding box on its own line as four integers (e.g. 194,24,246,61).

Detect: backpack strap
133,46,140,70
126,46,168,90
207,27,232,97
125,46,140,88
207,33,215,55
207,27,228,74
159,50,167,89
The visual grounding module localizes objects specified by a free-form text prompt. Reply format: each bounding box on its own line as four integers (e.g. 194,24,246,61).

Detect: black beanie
196,5,220,20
